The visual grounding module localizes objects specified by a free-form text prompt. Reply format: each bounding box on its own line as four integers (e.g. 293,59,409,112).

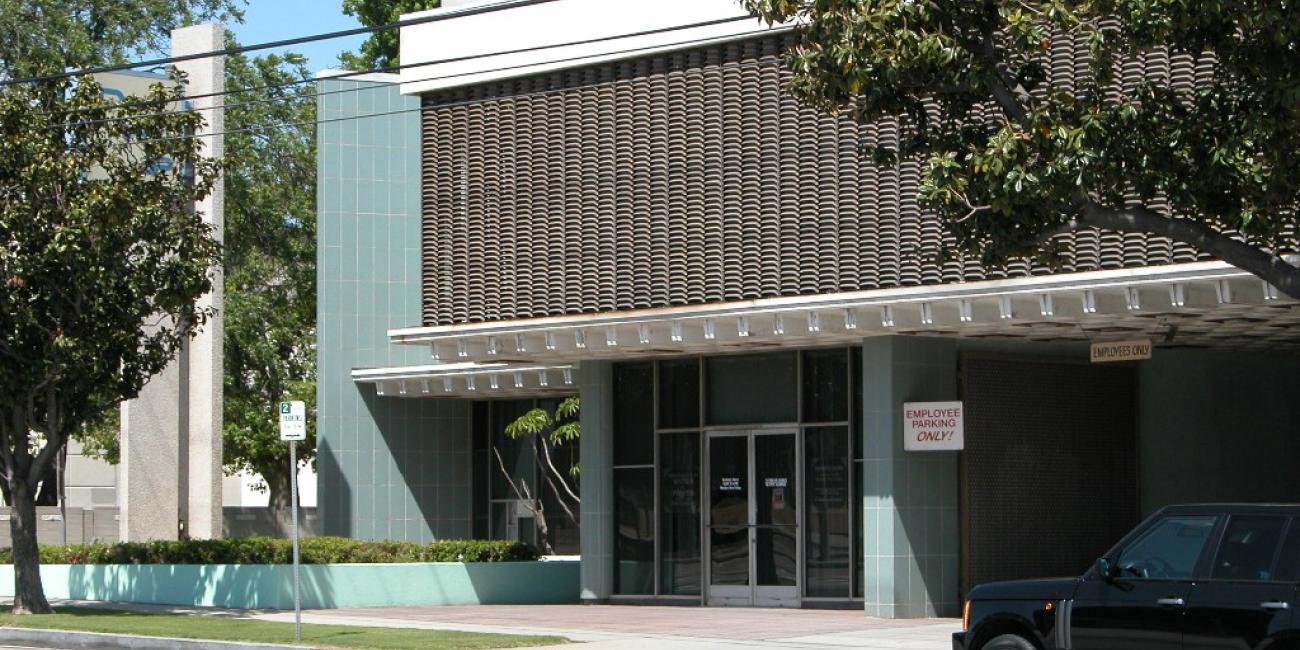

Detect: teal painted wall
0,562,578,609
1138,348,1300,514
578,362,614,602
860,337,961,618
317,77,472,541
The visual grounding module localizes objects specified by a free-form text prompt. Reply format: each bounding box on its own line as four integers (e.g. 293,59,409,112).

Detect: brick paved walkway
307,604,953,641
56,599,960,648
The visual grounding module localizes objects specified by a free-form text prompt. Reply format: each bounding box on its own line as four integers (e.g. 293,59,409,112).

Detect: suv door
1072,513,1219,650
1183,515,1299,650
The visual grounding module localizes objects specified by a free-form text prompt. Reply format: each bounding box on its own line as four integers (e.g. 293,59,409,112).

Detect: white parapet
398,0,789,95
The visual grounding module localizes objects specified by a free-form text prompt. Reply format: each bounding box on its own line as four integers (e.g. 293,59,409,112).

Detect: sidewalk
57,600,960,649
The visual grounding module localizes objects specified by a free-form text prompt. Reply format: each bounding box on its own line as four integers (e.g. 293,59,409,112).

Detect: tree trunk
1079,202,1300,300
33,462,57,506
260,464,294,513
10,480,51,614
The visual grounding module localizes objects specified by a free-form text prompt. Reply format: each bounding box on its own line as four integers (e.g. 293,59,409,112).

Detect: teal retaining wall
0,561,579,609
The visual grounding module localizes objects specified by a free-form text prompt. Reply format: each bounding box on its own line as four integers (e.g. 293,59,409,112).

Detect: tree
0,76,220,613
496,397,579,554
0,1,242,78
339,0,441,70
221,38,317,511
744,1,1300,298
0,0,243,522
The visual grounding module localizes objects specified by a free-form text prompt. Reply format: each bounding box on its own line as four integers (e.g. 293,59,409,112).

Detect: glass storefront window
705,352,797,425
602,347,866,602
851,346,862,459
802,348,848,423
805,426,851,597
542,437,581,555
614,467,655,594
490,400,535,502
658,358,700,428
614,362,654,465
660,432,702,595
471,402,489,539
479,399,580,554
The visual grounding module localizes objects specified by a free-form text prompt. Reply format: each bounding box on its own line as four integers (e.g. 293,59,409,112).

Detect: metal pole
58,447,66,546
291,440,301,642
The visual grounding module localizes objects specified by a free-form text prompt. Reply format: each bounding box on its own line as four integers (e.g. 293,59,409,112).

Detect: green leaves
4,537,540,565
220,36,318,507
504,397,580,446
0,0,243,78
340,0,442,70
0,72,219,482
744,0,1300,287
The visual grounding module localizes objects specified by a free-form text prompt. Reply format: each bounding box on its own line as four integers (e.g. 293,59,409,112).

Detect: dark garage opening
960,356,1140,594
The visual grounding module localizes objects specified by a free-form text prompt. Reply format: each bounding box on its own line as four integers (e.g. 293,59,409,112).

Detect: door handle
1156,598,1186,607
1261,601,1291,611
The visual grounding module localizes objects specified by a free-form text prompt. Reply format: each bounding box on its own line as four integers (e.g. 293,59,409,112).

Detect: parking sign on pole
279,401,305,642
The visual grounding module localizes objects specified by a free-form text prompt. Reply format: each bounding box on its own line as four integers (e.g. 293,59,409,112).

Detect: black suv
955,504,1300,650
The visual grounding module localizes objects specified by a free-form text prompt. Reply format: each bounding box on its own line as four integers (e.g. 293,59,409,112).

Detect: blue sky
228,0,367,73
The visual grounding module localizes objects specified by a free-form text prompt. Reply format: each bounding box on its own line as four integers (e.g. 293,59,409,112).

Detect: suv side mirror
1096,557,1116,581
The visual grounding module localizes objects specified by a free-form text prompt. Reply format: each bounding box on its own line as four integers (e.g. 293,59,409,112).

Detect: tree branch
27,387,63,492
1078,202,1300,299
0,410,17,483
981,29,1031,121
539,438,580,505
1037,219,1082,244
537,453,577,526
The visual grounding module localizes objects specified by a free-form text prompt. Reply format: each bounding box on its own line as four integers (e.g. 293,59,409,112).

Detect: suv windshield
1115,514,1217,579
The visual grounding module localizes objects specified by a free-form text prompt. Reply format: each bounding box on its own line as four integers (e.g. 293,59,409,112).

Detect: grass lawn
0,607,568,649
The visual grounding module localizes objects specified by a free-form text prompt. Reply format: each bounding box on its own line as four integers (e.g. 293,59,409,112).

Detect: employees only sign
1090,339,1152,363
903,401,964,451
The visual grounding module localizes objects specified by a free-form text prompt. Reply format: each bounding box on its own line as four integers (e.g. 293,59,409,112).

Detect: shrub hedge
0,537,540,565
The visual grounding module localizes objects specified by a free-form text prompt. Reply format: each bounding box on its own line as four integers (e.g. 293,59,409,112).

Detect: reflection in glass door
706,431,800,607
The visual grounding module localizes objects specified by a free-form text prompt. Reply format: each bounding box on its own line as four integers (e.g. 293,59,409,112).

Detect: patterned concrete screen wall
418,34,1216,327
0,561,579,609
317,75,473,541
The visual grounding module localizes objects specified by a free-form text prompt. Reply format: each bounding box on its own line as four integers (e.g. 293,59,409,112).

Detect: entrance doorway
706,430,800,607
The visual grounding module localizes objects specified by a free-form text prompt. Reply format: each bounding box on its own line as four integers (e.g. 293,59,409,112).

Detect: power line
0,0,561,88
40,15,765,132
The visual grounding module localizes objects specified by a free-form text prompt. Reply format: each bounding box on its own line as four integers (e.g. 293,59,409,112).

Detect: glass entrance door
706,430,799,607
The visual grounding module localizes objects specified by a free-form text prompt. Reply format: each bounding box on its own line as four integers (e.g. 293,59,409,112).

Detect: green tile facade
577,362,614,601
860,337,961,618
317,77,471,541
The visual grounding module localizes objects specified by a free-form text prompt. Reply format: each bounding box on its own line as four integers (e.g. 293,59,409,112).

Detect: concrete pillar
174,22,224,541
120,23,224,541
578,361,614,602
119,343,182,541
860,336,960,618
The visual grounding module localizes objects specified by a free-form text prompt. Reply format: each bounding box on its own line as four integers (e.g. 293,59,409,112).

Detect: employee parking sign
903,401,964,451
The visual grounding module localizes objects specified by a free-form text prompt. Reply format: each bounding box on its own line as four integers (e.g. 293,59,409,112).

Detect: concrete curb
0,628,303,650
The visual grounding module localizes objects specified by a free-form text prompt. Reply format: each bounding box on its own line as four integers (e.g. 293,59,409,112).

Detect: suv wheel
981,633,1037,650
